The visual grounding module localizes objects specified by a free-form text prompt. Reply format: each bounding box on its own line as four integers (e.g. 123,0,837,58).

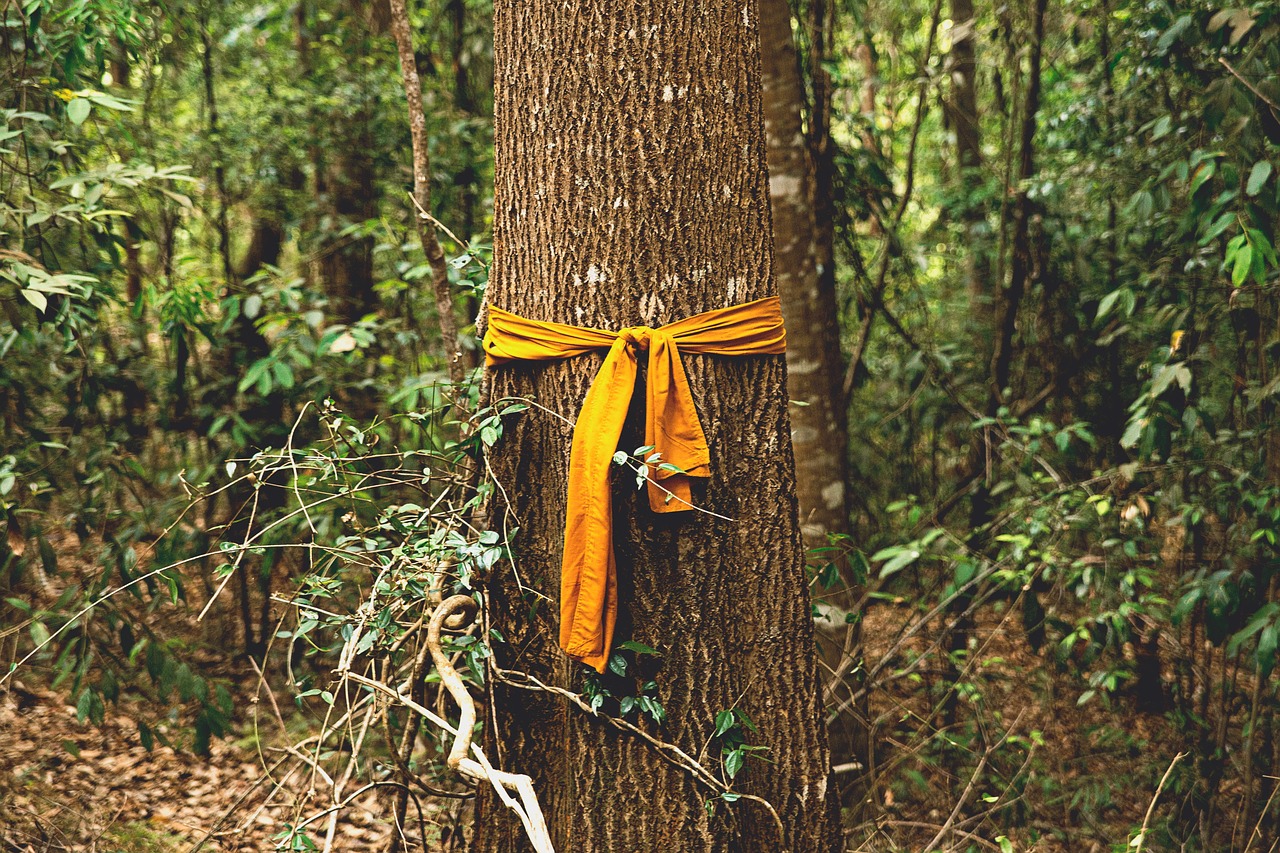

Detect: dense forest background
2,0,1279,850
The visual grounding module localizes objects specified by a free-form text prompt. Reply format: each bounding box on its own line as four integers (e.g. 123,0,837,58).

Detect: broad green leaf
66,98,91,125
878,549,921,579
1232,244,1253,286
1198,212,1234,245
20,289,47,312
1189,160,1215,196
724,749,744,779
1246,161,1272,197
1257,624,1278,678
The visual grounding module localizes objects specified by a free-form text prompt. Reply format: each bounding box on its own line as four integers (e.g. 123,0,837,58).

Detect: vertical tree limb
388,0,465,386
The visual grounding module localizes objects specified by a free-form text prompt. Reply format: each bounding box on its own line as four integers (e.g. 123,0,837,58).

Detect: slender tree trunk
805,0,838,329
759,0,867,779
990,0,1047,409
317,1,385,325
759,0,848,554
948,0,1049,743
390,0,463,385
946,0,990,317
478,2,839,850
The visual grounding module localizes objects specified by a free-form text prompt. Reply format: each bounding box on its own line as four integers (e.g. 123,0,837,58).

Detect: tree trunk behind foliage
316,0,387,324
759,0,848,555
478,2,839,850
946,0,990,317
759,0,868,781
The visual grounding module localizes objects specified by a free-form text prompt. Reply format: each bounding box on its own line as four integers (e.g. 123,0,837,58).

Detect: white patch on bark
726,276,739,302
821,480,845,510
792,425,818,444
722,184,732,199
640,292,664,324
662,84,674,102
770,173,802,200
788,358,820,375
586,264,606,284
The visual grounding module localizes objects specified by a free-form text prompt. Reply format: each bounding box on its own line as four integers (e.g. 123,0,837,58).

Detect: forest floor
0,679,401,852
854,600,1187,853
0,533,456,853
0,542,1189,852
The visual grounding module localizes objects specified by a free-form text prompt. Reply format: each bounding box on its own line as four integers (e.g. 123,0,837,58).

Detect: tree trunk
759,0,867,780
478,2,839,851
759,0,848,554
945,0,990,317
316,0,386,325
805,0,838,337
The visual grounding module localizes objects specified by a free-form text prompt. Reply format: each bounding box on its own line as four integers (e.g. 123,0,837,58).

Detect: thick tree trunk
478,2,839,851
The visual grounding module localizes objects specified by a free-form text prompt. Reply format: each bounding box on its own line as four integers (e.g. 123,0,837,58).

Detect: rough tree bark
759,0,867,779
759,0,849,555
478,1,839,851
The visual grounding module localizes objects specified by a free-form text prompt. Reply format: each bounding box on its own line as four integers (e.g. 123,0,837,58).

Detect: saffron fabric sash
483,295,787,672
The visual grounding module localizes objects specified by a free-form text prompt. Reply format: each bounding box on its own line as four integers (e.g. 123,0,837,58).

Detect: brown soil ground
0,681,401,852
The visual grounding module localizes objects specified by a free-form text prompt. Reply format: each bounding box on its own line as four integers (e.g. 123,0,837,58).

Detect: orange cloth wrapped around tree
482,295,788,672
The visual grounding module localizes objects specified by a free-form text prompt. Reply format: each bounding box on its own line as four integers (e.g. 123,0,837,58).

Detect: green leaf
20,289,47,312
1258,624,1278,678
1189,159,1216,196
618,640,661,656
1246,161,1272,197
878,548,921,579
66,98,91,125
1156,15,1192,53
714,710,735,737
1199,212,1234,245
1232,244,1253,286
1227,603,1277,657
724,748,744,779
75,688,93,722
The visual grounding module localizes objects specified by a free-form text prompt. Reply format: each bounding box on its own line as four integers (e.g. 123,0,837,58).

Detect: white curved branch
343,594,553,853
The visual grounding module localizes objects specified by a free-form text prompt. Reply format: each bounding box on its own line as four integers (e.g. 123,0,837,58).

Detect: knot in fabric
618,326,655,351
481,295,788,673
